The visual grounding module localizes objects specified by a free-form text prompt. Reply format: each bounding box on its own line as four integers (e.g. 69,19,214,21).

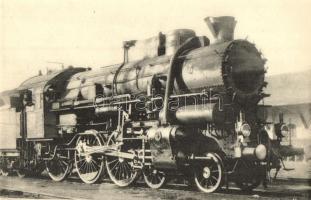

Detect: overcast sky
1,0,310,91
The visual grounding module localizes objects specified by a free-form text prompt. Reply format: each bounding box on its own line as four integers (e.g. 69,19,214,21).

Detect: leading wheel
75,134,104,184
234,160,262,191
143,167,166,189
194,153,223,193
46,153,71,182
106,132,138,187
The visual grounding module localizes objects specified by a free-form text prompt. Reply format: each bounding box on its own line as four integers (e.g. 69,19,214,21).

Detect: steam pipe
160,37,201,125
112,41,136,96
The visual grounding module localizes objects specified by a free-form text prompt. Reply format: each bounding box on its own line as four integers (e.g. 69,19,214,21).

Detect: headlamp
240,123,251,137
280,124,289,137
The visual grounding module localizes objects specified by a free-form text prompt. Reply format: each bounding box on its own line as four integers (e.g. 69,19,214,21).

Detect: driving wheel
106,132,138,187
75,134,104,184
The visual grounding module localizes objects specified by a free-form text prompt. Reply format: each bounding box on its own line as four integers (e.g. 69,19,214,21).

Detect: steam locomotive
0,16,301,193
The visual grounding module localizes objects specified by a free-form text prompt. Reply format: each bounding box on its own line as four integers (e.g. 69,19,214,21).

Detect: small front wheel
234,159,263,192
143,167,166,189
46,154,71,182
193,153,223,193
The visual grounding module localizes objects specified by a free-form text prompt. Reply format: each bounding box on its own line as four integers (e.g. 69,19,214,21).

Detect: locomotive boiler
0,16,301,193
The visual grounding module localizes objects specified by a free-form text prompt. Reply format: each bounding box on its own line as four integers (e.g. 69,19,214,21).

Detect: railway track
0,174,310,200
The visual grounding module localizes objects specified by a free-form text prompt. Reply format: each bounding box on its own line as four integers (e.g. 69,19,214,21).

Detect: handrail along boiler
0,16,303,192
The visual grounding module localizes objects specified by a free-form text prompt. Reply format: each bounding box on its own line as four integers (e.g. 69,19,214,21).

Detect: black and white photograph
0,0,310,199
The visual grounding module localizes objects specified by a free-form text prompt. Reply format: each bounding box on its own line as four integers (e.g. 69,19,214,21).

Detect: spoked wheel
143,167,166,189
106,132,139,187
46,153,71,182
194,153,223,193
234,159,262,191
75,134,104,184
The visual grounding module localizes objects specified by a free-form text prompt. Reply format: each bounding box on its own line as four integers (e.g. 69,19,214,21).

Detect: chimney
204,16,236,43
